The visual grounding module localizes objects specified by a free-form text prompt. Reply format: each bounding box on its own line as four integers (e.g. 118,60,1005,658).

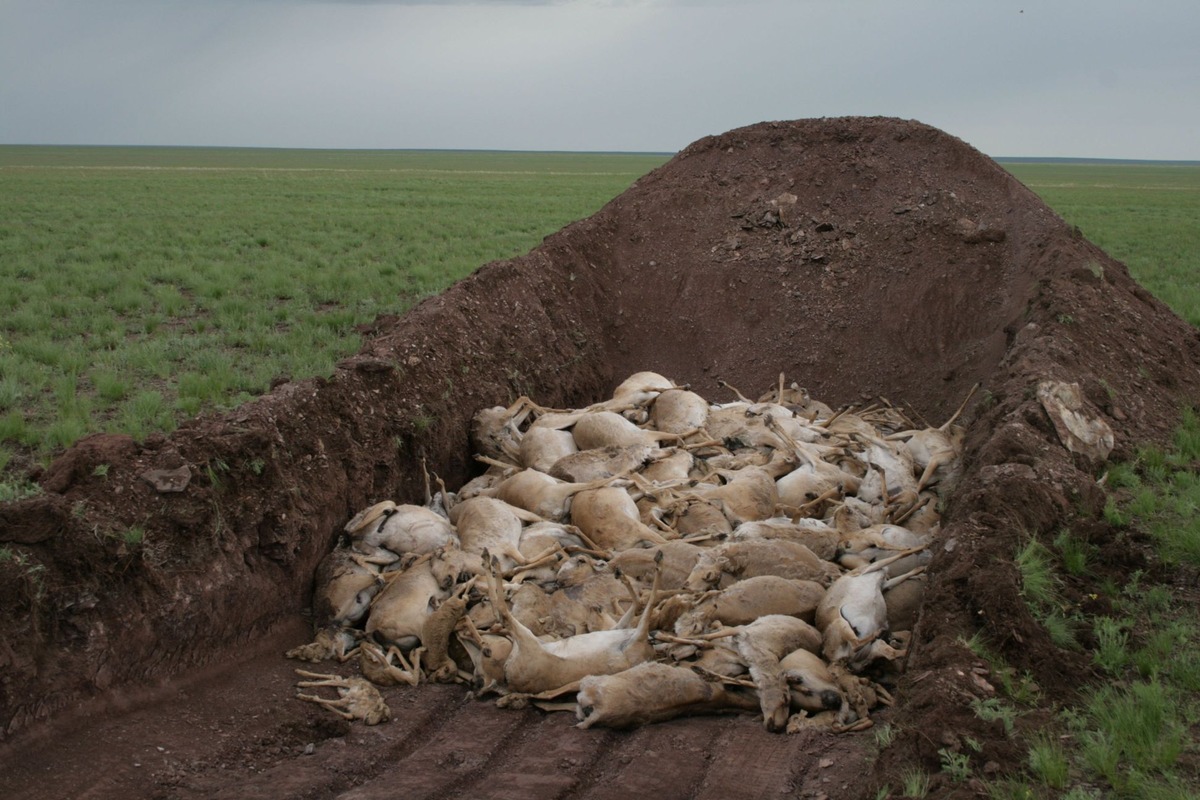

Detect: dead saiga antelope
816,547,926,671
479,547,663,704
294,670,391,725
886,383,978,491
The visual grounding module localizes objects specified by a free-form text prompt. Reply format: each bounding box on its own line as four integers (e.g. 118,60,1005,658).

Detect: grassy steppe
0,147,667,485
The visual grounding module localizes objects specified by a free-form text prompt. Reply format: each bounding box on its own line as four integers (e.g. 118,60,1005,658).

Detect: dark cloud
1,0,1197,157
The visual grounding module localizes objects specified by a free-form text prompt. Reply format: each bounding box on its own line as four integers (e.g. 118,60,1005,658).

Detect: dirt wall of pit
3,117,1200,751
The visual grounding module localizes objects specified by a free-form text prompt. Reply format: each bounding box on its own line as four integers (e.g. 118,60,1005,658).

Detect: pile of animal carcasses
287,371,974,733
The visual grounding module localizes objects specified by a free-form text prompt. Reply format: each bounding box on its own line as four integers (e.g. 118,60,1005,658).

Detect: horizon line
1,143,1198,165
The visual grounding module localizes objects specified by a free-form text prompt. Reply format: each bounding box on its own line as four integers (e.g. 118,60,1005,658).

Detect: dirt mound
3,116,1200,799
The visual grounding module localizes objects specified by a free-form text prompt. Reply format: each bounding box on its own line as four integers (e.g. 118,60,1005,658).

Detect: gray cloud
1,0,1196,158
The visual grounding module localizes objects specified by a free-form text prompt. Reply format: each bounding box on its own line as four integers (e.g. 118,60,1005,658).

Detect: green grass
988,412,1200,800
1097,410,1200,567
1015,536,1079,649
0,146,666,476
1005,162,1200,325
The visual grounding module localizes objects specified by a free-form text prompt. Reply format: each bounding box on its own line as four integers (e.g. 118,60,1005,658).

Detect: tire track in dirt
572,717,732,800
192,684,481,800
332,696,534,800
419,710,598,800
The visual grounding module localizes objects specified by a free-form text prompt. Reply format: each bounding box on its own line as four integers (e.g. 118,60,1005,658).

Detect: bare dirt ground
4,117,1200,799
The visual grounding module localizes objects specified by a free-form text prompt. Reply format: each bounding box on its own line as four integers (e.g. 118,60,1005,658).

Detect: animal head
684,553,729,591
556,554,603,586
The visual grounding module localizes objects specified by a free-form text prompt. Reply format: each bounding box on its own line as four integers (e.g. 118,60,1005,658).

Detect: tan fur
575,662,757,729
570,487,671,551
674,575,826,636
684,538,840,591
294,670,391,725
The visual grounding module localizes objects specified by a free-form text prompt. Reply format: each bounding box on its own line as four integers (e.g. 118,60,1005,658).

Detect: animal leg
386,644,422,686
718,379,752,404
652,629,737,648
295,692,357,721
882,566,925,591
692,664,757,688
916,453,950,491
531,700,578,714
831,717,874,734
344,500,397,536
496,680,582,709
294,669,346,687
564,545,613,560
940,382,980,432
889,493,931,526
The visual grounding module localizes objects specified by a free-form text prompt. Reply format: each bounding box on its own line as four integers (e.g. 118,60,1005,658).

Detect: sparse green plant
1053,528,1095,576
938,747,972,783
1041,610,1080,650
985,778,1037,800
205,458,230,490
1104,461,1140,490
959,630,989,659
1142,585,1174,616
1103,496,1130,527
1006,672,1042,707
3,549,46,603
0,477,41,502
1056,313,1076,325
873,723,897,749
1014,536,1080,647
1027,733,1070,789
1170,407,1200,461
1092,616,1131,673
971,697,1019,735
1015,538,1059,608
92,463,109,478
247,457,265,476
900,766,930,798
1084,680,1186,779
958,633,1040,705
122,527,145,547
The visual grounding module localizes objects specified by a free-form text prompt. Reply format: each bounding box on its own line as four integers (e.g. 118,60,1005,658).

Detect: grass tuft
1026,733,1070,789
900,766,930,798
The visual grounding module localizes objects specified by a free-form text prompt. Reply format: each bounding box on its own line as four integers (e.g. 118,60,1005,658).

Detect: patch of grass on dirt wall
981,411,1200,800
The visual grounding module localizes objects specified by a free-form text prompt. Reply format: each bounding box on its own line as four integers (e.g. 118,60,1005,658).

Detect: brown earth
3,116,1200,799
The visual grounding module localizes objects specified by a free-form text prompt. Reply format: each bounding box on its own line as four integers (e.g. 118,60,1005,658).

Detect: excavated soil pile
3,117,1200,799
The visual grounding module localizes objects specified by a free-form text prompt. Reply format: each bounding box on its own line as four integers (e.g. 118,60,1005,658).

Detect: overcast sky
1,0,1196,159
